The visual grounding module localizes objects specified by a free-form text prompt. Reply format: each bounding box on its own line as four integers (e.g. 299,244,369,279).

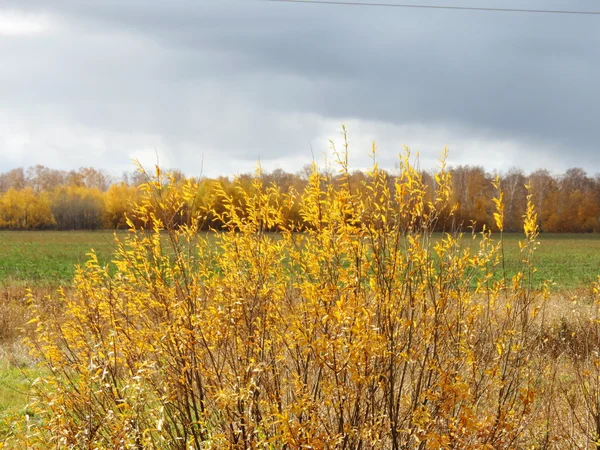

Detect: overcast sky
1,0,599,178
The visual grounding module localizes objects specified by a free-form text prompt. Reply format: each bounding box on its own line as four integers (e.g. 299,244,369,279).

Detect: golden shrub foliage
6,140,578,449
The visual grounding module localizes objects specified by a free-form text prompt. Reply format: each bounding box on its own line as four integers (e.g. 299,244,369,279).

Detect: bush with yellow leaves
7,135,560,449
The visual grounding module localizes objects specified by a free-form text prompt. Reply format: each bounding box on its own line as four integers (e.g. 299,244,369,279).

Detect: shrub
9,139,558,448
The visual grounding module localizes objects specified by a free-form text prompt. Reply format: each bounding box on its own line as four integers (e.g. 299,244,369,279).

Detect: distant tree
528,169,557,232
50,185,104,230
0,188,55,229
539,168,600,232
450,165,494,231
103,183,140,229
0,168,26,192
562,168,600,232
501,168,527,231
121,170,148,187
78,167,111,191
26,165,67,192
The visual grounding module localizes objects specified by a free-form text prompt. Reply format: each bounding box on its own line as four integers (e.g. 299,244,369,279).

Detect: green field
0,230,599,290
463,232,600,290
0,230,127,287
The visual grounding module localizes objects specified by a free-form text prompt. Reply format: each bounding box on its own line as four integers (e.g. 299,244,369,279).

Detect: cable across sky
260,0,600,16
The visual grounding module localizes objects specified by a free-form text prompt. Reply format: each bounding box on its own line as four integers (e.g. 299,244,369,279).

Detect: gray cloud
1,0,599,177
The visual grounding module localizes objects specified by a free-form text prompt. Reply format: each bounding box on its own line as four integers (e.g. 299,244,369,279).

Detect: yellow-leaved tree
103,182,141,229
0,188,55,229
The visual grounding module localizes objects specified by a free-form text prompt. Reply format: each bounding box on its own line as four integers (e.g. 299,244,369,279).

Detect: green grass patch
0,364,40,439
0,230,126,287
0,366,36,413
0,230,599,289
492,233,600,290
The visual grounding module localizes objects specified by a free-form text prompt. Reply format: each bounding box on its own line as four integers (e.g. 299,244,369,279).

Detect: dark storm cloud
1,0,599,175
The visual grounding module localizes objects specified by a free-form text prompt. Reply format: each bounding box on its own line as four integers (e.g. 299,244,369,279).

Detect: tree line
0,163,599,232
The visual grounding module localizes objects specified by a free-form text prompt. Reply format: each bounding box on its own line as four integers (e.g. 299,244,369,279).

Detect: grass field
1,230,600,440
471,232,600,290
1,230,599,289
0,230,127,287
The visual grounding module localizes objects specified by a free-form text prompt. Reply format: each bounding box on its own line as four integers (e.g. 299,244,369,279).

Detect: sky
1,0,599,178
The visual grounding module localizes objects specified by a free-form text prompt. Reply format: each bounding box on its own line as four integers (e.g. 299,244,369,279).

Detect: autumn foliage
2,157,600,233
5,138,600,448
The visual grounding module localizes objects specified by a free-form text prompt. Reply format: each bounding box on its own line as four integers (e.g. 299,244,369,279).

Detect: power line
260,0,600,16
